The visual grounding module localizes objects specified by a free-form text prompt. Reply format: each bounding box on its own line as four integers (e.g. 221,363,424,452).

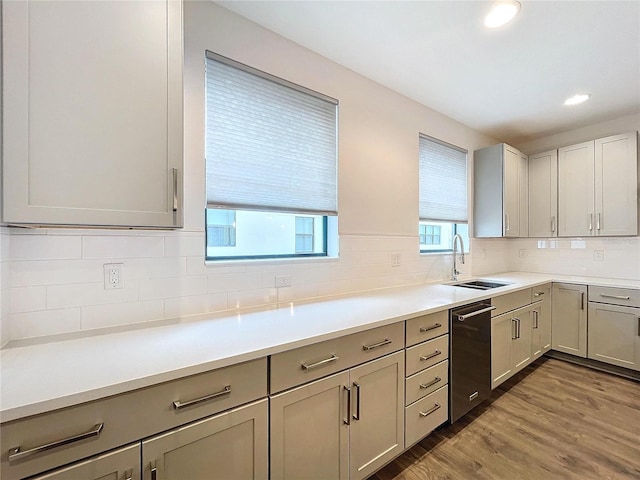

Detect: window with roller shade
204,52,338,260
418,134,469,253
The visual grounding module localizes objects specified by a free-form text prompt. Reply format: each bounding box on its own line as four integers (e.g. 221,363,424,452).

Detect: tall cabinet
474,143,528,237
558,132,638,237
2,0,183,227
528,151,558,237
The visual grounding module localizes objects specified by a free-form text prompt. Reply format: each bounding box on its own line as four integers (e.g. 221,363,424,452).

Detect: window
204,52,337,260
418,134,469,253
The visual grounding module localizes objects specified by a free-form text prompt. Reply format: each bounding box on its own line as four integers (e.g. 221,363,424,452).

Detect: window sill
204,255,340,267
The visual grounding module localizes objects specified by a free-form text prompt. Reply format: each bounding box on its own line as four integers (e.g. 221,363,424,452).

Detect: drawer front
1,358,266,480
405,385,449,448
406,310,449,347
270,322,404,393
589,285,640,308
492,288,532,317
405,360,449,405
405,335,449,377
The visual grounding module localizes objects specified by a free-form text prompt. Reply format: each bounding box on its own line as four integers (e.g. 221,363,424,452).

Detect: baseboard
544,350,640,382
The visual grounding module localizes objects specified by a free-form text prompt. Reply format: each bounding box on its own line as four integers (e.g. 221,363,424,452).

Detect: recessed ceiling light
564,94,591,106
485,1,521,28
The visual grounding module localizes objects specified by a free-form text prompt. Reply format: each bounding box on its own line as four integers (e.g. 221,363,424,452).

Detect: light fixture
485,1,521,28
564,94,591,106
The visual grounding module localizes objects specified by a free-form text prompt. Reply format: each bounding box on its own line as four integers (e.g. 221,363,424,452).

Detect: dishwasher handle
456,306,496,321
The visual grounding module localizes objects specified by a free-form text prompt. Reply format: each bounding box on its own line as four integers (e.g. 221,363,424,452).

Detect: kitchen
1,1,639,479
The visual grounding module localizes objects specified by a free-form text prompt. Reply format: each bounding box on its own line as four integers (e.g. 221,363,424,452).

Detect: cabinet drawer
1,358,266,480
405,335,449,377
405,360,448,405
406,310,449,347
270,322,404,393
405,385,448,448
492,288,532,317
589,286,640,308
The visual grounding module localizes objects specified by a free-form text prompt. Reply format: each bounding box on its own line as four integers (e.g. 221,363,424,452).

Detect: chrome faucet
451,234,465,281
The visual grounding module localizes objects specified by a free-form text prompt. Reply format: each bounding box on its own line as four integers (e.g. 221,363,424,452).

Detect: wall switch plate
275,274,292,288
391,253,401,267
593,250,604,261
104,263,124,289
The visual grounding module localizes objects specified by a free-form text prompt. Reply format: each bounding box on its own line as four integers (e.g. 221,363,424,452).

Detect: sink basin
452,280,510,290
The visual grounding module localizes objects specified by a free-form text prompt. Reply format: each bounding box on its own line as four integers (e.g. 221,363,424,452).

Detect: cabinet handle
533,291,545,297
589,213,593,231
505,214,510,232
456,306,496,321
172,168,178,212
362,338,392,351
301,354,339,370
581,292,585,310
419,403,441,418
125,469,133,480
8,423,104,462
533,310,539,329
551,216,556,233
637,318,640,337
420,350,442,361
150,461,157,480
419,376,442,389
353,382,361,421
419,323,442,333
172,385,231,409
344,386,351,425
511,318,518,340
600,293,630,301
597,212,601,231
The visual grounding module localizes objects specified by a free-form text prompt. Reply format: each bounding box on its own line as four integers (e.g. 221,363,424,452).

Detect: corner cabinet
473,143,528,237
558,132,638,237
551,283,587,357
1,0,183,228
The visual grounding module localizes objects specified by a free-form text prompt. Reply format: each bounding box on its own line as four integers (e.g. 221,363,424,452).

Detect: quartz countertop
1,271,638,423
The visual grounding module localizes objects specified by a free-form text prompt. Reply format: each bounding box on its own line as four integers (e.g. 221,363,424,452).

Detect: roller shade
205,51,338,215
419,134,468,222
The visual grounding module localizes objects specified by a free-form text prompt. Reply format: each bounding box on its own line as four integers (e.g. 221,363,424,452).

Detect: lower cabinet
33,444,140,480
552,283,588,357
588,302,640,371
269,351,405,480
491,305,533,389
531,284,552,360
142,399,268,480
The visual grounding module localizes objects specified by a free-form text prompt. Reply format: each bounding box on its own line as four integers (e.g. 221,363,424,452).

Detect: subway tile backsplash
1,226,638,345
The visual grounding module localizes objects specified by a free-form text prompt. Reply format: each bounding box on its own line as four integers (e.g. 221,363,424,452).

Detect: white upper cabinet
558,132,638,237
473,143,528,237
2,0,183,228
528,150,558,237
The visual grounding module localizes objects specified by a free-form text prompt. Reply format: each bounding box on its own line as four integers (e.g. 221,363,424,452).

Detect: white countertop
1,271,638,423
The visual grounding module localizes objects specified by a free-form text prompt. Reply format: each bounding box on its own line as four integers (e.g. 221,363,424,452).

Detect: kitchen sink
451,280,510,290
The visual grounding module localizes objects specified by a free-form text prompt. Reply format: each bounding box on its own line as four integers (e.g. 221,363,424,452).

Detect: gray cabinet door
2,0,183,227
588,302,640,371
558,141,595,237
552,283,588,357
528,151,558,237
142,399,268,480
491,312,514,389
511,310,532,371
531,284,552,359
270,371,350,480
33,444,140,480
349,351,404,480
503,146,521,237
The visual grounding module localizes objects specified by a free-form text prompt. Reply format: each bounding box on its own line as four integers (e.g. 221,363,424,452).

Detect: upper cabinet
558,132,638,237
2,0,183,228
528,150,558,237
473,143,528,237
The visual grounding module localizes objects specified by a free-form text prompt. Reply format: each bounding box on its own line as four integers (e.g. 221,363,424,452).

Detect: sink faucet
451,234,465,281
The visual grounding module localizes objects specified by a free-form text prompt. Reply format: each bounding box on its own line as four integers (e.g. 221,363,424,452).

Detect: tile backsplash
0,227,478,344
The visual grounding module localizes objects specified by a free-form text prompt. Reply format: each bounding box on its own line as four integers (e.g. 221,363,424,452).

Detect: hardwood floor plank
369,358,640,480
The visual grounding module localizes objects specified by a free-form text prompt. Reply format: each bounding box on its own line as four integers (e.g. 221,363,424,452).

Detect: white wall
1,1,499,343
0,227,10,346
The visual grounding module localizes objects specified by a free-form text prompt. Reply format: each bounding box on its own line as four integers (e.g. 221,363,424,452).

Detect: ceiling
216,0,640,145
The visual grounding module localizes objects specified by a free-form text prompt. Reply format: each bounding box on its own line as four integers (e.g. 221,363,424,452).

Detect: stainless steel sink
452,280,510,290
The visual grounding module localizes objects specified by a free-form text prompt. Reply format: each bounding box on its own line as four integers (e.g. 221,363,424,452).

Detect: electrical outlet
275,274,292,288
518,249,527,258
593,250,604,261
104,263,124,289
391,253,401,267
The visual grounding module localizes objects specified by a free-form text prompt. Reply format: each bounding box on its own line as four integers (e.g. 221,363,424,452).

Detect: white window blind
205,51,338,215
419,134,468,222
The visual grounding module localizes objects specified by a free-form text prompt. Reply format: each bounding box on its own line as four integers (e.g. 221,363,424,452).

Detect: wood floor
369,358,640,480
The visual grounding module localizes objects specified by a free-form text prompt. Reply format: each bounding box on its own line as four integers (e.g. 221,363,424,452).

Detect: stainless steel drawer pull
172,385,231,409
151,461,157,480
637,317,640,337
172,168,178,212
600,294,631,300
344,386,351,425
125,469,133,480
353,382,361,421
419,323,442,333
8,423,104,462
419,377,442,389
457,306,496,321
420,350,442,361
419,403,441,417
533,291,545,297
301,354,339,370
362,338,392,351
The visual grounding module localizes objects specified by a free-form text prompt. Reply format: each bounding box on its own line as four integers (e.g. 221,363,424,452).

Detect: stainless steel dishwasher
449,301,495,423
